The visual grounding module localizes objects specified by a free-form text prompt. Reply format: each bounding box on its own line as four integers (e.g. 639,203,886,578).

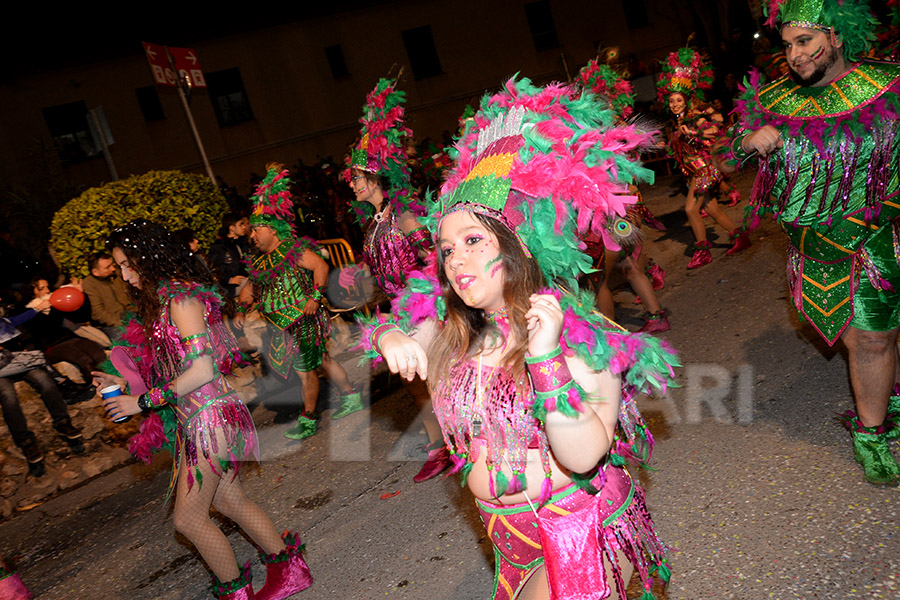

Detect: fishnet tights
173,451,286,583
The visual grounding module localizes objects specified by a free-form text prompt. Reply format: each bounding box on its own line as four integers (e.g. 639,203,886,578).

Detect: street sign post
142,41,215,184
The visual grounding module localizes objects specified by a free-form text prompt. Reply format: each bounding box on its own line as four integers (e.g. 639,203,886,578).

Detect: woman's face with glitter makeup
439,210,506,311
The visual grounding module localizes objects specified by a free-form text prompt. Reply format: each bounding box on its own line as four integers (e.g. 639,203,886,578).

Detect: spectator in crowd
207,213,251,301
0,296,85,477
81,252,130,337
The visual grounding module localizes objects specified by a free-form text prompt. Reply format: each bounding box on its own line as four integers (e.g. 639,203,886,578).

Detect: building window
206,67,254,126
325,44,349,79
401,26,443,80
136,86,165,122
42,100,98,163
525,0,560,51
621,0,649,29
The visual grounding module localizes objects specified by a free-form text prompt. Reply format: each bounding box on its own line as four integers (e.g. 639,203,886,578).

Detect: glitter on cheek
484,254,502,274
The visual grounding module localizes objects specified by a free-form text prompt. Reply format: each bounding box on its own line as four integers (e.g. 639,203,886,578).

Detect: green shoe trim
285,414,318,440
332,391,364,419
851,429,900,486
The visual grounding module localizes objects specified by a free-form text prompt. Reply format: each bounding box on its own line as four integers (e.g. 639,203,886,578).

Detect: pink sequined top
432,359,551,497
149,282,258,491
361,203,419,298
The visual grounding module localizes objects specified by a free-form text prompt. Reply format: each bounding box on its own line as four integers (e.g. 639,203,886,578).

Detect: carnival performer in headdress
342,77,451,482
575,58,671,333
242,163,362,440
723,0,900,485
360,77,677,600
95,219,311,600
657,46,750,269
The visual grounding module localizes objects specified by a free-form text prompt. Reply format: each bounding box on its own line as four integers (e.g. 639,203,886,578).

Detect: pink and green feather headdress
344,77,420,220
655,46,714,102
763,0,878,61
575,60,635,119
249,163,294,240
432,76,655,291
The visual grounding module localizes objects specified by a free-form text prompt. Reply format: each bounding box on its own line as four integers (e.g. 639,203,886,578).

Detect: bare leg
842,326,898,427
595,249,621,319
296,370,320,414
213,471,285,556
704,198,738,234
683,179,707,242
321,354,353,395
622,255,661,314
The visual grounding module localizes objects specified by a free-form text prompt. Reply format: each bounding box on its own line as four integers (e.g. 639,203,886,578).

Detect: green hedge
51,170,228,278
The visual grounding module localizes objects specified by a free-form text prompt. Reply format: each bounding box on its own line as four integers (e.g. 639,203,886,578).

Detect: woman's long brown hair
427,211,545,394
107,220,216,336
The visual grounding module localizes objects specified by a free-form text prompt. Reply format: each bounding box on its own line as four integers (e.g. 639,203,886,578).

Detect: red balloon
49,287,85,312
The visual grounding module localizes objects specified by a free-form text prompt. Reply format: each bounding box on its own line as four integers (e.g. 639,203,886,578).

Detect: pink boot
726,229,751,255
413,442,451,483
255,531,312,600
211,562,255,600
687,241,712,269
646,261,666,290
0,571,33,600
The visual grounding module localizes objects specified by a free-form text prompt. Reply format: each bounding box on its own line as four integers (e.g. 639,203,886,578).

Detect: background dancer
658,46,750,269
243,164,362,440
574,58,670,333
95,220,311,600
343,77,450,482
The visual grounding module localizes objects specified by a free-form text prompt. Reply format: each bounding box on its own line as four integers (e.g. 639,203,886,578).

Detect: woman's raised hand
525,294,564,356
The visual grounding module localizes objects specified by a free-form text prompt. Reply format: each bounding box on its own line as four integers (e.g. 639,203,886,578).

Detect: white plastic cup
100,384,131,423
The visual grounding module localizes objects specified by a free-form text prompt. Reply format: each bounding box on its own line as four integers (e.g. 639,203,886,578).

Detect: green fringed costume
732,61,900,344
725,0,900,486
248,238,328,377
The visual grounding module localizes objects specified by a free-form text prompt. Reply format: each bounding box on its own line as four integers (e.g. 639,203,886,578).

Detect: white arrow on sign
184,52,198,65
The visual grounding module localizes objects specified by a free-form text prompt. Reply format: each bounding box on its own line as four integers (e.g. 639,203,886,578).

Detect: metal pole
176,83,216,184
168,48,216,185
87,108,118,181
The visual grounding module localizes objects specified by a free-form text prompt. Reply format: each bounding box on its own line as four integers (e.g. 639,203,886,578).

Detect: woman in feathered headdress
657,46,750,269
342,77,451,482
360,76,677,600
575,58,670,334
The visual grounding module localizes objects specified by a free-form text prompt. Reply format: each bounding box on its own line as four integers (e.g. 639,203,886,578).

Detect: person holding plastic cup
95,220,311,600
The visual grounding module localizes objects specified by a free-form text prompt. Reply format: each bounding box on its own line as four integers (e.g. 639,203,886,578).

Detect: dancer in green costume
725,0,900,484
243,163,363,440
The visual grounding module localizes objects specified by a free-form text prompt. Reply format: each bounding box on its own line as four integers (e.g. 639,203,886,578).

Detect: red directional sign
142,42,207,88
169,46,207,88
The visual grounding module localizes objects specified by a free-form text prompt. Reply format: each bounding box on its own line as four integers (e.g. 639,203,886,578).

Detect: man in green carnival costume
728,0,900,484
243,163,363,440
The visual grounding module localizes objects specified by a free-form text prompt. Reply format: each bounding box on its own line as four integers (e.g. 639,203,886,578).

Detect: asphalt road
2,170,898,600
